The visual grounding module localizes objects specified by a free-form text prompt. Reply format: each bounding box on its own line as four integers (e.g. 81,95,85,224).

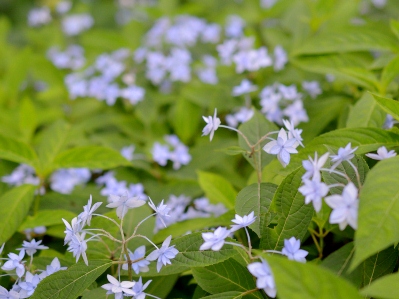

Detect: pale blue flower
146,236,179,272
263,128,298,167
247,259,276,298
282,237,308,262
298,177,329,212
200,227,230,251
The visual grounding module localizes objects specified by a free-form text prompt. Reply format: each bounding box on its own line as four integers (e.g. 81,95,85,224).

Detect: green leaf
172,98,201,143
390,19,399,40
197,171,237,209
53,146,130,170
216,146,248,156
238,109,278,170
153,210,235,244
0,184,36,244
30,260,112,299
19,209,76,231
371,93,399,121
0,133,38,168
36,120,71,175
235,183,277,237
292,27,397,56
361,272,399,299
19,97,37,143
265,255,363,299
81,288,106,299
352,156,399,269
381,55,399,89
140,232,238,276
346,93,386,128
192,258,261,298
123,205,155,249
260,168,313,250
202,292,243,299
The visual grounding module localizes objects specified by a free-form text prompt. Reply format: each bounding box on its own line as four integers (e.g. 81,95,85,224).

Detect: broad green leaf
346,93,386,128
202,292,243,299
260,168,313,250
238,109,278,170
361,272,399,299
0,133,38,168
192,258,261,298
381,55,399,89
292,27,397,56
352,156,399,269
235,183,277,237
36,120,71,175
265,255,363,299
19,209,76,231
153,210,235,244
322,154,369,194
216,146,248,156
53,146,130,170
371,93,399,121
321,242,362,287
142,275,178,299
197,171,237,209
19,97,37,143
30,260,113,299
81,288,106,299
172,98,201,143
0,184,36,244
140,232,238,276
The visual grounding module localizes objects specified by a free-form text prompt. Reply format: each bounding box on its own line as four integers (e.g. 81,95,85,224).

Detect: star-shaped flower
18,239,48,257
325,182,358,230
365,146,397,161
302,152,329,181
2,250,26,278
146,235,179,272
247,259,276,298
298,177,329,212
122,246,150,274
263,128,298,167
101,275,135,299
281,237,308,262
106,193,146,219
200,227,230,251
282,119,304,147
330,143,358,170
202,108,221,141
79,195,102,226
230,211,256,232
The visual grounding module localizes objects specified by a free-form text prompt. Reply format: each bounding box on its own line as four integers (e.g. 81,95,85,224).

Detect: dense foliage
0,0,399,298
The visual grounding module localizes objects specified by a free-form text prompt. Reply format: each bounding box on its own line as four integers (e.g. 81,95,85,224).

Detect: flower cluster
151,135,191,170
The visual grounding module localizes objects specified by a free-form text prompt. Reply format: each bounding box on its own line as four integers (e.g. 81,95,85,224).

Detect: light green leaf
352,156,399,269
53,146,130,170
238,109,278,170
216,146,248,156
140,232,238,276
260,168,313,250
235,183,277,237
292,27,397,55
172,98,201,144
381,55,399,89
19,97,37,143
0,184,36,244
0,133,39,168
153,210,235,244
265,255,363,299
361,272,399,299
390,19,399,40
30,260,113,299
346,93,386,128
81,288,106,299
123,205,155,249
197,171,237,209
202,292,243,299
192,258,261,298
19,209,76,231
142,275,178,299
371,93,399,121
36,120,71,176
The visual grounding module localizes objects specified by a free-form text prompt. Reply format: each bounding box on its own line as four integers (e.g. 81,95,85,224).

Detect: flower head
1,250,26,278
263,128,298,167
330,143,358,171
132,277,152,299
79,195,102,226
148,198,171,228
200,227,230,251
230,211,256,232
365,146,396,161
67,232,88,265
325,182,358,230
202,108,221,141
302,152,329,181
122,246,150,274
101,275,135,299
146,235,179,272
18,239,48,257
282,119,304,147
282,237,308,262
298,177,329,212
106,193,146,219
247,259,276,298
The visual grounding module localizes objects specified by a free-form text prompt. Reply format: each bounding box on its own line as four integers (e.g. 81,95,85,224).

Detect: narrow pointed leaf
0,133,38,168
346,93,385,128
371,93,399,121
361,272,399,299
